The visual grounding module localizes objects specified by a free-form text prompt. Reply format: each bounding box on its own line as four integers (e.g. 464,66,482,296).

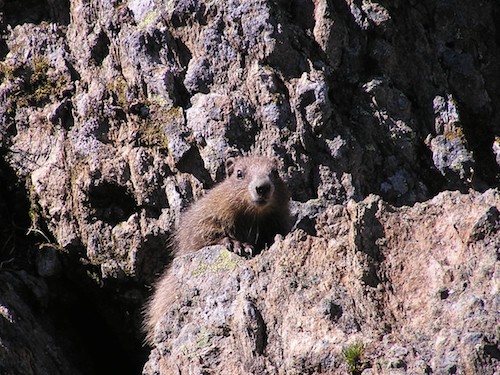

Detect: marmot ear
225,158,235,177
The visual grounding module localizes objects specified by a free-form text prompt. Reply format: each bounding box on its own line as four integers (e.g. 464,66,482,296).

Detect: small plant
343,341,364,374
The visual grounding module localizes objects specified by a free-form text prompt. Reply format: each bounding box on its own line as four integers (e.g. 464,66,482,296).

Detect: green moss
134,102,186,150
0,62,18,82
165,105,183,119
4,56,66,115
110,77,128,109
26,57,58,104
31,58,50,82
138,119,169,149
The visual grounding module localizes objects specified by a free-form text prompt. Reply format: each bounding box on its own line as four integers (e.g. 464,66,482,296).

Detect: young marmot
143,155,290,345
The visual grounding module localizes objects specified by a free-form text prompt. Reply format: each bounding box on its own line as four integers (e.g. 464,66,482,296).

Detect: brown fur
143,156,290,345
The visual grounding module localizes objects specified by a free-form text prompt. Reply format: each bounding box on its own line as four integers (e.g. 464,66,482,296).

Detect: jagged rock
144,190,499,374
0,0,499,374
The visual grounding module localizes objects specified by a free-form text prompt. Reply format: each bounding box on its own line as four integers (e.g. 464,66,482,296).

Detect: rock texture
0,0,498,374
143,190,499,374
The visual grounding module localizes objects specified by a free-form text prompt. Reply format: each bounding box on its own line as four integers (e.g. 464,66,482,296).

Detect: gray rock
0,0,499,373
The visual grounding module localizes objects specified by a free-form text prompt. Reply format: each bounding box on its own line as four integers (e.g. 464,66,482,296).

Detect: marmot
143,155,290,345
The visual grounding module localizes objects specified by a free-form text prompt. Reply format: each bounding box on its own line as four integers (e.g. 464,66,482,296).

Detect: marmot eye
236,169,244,179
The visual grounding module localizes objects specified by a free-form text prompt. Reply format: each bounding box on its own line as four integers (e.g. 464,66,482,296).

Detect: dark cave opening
88,182,137,226
2,0,70,26
0,156,147,375
44,273,149,375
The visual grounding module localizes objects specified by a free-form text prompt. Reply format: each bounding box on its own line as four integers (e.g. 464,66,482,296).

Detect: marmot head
225,156,283,212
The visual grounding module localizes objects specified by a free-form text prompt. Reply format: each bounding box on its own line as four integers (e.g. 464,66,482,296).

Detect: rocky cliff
0,0,498,374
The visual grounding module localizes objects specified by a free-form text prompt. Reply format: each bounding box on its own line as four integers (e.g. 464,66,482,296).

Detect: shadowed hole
88,182,136,226
3,0,70,26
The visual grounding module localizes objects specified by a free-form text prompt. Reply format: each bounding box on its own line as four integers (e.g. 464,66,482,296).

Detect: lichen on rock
0,0,499,374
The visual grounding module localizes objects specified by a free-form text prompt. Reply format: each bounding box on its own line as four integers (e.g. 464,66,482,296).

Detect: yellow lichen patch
444,127,465,142
138,10,159,29
148,94,170,108
192,248,242,277
195,327,211,349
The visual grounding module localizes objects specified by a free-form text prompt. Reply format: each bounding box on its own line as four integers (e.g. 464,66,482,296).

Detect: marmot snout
247,170,275,206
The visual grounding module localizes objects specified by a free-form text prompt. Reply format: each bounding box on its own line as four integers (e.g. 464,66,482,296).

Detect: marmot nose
256,183,271,197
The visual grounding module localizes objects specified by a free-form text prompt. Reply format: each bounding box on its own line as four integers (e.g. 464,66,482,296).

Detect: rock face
143,190,499,374
0,0,498,374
